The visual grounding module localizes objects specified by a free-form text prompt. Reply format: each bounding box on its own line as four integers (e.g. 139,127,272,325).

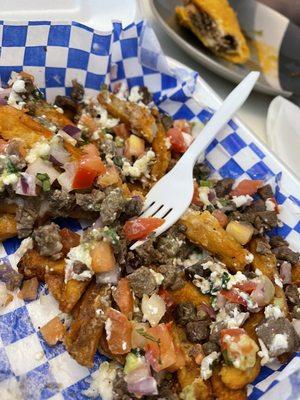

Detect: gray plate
150,0,291,96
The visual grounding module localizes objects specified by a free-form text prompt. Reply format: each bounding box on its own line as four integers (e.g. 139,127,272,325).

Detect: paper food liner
0,19,299,400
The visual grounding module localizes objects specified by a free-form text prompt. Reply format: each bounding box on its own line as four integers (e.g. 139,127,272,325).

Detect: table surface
141,0,274,144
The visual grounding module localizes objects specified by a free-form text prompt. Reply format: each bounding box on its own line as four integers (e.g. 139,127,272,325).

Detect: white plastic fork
130,71,260,250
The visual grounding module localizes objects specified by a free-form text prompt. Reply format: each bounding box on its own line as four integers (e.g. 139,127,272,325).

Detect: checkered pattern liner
0,19,299,400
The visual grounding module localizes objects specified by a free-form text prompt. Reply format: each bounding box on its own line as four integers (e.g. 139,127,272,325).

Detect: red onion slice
15,173,37,196
62,125,81,139
199,303,216,320
280,261,292,284
127,377,158,396
0,97,7,105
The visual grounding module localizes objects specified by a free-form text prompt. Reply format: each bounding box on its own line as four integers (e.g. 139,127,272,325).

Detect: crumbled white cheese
128,86,143,103
105,318,112,340
193,275,210,294
255,268,262,276
264,304,284,320
164,137,171,149
181,252,203,268
83,361,116,400
141,293,166,327
214,307,249,329
64,244,93,282
232,195,253,208
198,186,211,206
12,79,26,94
274,274,283,288
200,352,220,380
25,139,51,164
122,150,155,179
1,171,19,186
265,198,276,211
14,237,33,265
258,338,273,365
115,82,128,100
270,333,288,353
227,271,247,290
0,282,9,308
149,269,164,285
245,252,254,264
94,104,119,129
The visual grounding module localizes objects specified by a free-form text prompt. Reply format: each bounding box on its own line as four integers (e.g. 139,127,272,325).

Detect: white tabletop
141,0,273,144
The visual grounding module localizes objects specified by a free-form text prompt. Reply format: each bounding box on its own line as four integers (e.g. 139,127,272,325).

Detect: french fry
181,210,251,271
32,100,74,129
59,278,90,313
98,90,157,142
151,121,171,181
0,201,17,214
45,274,64,302
292,262,300,285
0,105,52,148
65,281,110,367
171,281,211,306
211,369,247,400
18,249,65,280
0,213,17,241
220,357,261,390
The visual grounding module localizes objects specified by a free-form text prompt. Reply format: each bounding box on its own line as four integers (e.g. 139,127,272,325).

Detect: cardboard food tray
0,12,299,400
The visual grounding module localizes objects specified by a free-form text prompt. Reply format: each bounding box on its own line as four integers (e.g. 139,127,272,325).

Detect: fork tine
141,203,162,218
152,205,172,219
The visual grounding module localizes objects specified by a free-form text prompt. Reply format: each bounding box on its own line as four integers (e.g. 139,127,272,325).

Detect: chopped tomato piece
234,281,257,293
79,114,98,133
40,316,66,346
230,179,263,197
220,328,245,351
18,277,39,301
113,123,130,139
192,181,203,207
145,323,176,372
106,308,132,354
220,289,248,307
158,288,174,308
72,144,106,189
90,241,116,273
167,127,189,153
113,278,134,319
60,228,80,256
124,217,164,241
97,165,122,188
173,119,191,133
212,209,228,227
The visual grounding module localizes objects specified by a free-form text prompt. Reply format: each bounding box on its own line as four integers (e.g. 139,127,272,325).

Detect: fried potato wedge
0,105,52,148
18,249,65,280
211,369,247,400
0,213,17,241
243,311,264,342
292,262,300,285
65,281,110,367
151,121,171,181
45,274,64,302
59,278,90,313
220,357,261,390
171,281,211,306
0,201,17,214
98,90,157,142
32,100,74,129
181,210,251,271
98,334,126,365
249,238,277,280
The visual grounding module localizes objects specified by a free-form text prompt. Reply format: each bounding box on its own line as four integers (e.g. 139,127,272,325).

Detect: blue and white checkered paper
0,19,299,400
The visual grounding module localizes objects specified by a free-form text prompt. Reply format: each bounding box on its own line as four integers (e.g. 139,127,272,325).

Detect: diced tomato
113,278,134,319
230,179,263,197
212,209,228,227
220,289,248,307
167,127,189,153
158,288,174,308
106,308,132,354
234,281,257,294
124,217,164,241
90,241,116,273
60,228,80,256
173,119,191,133
97,165,122,188
192,181,203,207
145,323,177,372
113,123,130,139
72,144,106,189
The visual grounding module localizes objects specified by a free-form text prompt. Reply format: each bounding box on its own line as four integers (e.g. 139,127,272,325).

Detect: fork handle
180,71,260,166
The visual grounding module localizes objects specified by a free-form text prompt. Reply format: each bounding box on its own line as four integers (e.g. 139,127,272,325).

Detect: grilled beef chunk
193,162,211,181
16,200,39,238
256,317,299,357
0,261,23,291
71,80,84,102
174,302,197,326
48,189,75,216
257,184,274,200
127,266,157,299
157,264,184,291
214,178,234,198
33,223,63,260
270,236,288,248
285,284,300,305
202,341,220,356
76,190,105,212
124,196,143,218
186,320,210,343
272,247,300,265
184,260,212,281
100,188,126,226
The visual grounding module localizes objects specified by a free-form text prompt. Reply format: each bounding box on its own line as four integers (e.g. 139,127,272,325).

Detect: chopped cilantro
36,173,51,192
136,328,162,365
199,179,213,188
115,137,124,148
103,228,119,246
206,204,215,213
218,198,230,207
222,349,233,366
131,348,141,357
221,272,230,288
6,159,18,174
113,155,123,168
